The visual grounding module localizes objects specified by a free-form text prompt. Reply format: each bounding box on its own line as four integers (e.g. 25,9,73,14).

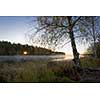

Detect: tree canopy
30,16,100,68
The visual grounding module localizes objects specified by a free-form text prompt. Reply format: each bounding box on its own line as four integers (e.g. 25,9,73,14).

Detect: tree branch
72,16,81,27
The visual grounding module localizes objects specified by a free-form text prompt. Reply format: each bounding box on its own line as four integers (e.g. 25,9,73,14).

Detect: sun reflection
23,51,28,55
64,54,73,60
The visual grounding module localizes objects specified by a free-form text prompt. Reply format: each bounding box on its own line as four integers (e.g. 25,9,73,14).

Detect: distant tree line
0,41,65,55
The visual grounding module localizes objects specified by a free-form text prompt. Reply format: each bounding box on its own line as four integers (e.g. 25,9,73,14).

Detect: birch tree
31,16,82,69
79,16,100,58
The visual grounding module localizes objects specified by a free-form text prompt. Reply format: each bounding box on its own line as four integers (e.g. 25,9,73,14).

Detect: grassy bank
81,57,100,68
0,60,74,82
0,57,100,82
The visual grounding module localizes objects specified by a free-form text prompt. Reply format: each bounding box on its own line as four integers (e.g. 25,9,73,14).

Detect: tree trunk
67,16,81,68
93,38,97,58
92,17,97,58
69,31,81,68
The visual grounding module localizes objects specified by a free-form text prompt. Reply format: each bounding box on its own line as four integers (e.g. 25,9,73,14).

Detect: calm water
0,55,67,62
0,54,85,62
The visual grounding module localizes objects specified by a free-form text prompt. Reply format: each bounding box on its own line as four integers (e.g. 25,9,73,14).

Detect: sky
0,16,33,44
0,16,88,54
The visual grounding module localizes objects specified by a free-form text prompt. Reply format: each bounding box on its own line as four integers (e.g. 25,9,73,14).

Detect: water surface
0,55,67,62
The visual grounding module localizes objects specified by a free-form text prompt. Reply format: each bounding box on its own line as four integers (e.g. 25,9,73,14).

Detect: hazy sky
0,16,33,44
0,16,88,54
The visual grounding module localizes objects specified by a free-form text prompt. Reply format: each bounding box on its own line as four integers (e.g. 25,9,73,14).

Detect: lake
0,55,68,62
0,54,85,62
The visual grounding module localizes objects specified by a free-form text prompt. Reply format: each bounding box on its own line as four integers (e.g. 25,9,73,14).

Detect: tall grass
0,60,73,82
81,57,100,68
0,57,100,82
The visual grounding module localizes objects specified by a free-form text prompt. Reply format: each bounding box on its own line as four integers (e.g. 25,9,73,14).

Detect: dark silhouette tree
79,16,100,58
32,16,82,68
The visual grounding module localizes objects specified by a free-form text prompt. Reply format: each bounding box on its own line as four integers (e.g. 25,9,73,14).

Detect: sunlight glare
23,51,28,55
64,54,73,60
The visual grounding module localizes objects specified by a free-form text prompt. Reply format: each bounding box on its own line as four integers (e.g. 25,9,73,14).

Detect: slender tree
79,16,100,58
32,16,82,68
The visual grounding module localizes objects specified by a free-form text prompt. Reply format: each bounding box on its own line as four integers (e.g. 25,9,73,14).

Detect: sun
23,51,28,55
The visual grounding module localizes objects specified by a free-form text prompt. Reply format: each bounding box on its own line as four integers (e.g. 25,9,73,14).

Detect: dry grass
81,57,100,68
0,60,73,82
0,57,100,82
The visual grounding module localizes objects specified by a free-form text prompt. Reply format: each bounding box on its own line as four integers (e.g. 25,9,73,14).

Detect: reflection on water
0,55,66,62
0,54,85,62
64,55,73,60
64,54,85,60
52,55,73,61
53,54,85,61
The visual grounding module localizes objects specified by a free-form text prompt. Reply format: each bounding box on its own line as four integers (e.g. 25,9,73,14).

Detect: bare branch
72,16,81,27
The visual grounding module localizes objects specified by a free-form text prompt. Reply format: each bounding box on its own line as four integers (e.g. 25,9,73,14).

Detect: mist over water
0,54,85,62
0,55,65,62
